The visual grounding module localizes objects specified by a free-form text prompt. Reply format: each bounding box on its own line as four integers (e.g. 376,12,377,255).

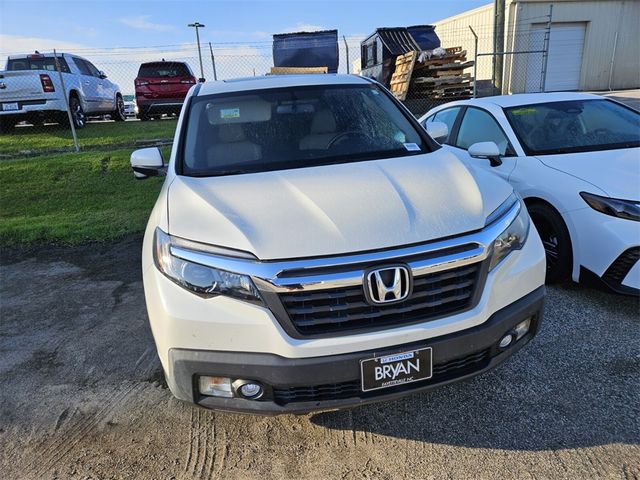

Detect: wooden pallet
415,60,474,72
389,51,417,101
413,73,471,84
389,45,475,102
418,51,468,64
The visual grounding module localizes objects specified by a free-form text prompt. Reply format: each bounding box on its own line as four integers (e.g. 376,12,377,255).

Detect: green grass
0,119,177,154
0,148,165,246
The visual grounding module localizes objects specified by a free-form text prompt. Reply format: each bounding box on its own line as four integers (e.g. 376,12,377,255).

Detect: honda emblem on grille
365,265,412,305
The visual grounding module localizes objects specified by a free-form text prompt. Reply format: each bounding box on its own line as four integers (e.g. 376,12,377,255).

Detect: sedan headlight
489,201,530,271
580,192,640,222
153,228,263,304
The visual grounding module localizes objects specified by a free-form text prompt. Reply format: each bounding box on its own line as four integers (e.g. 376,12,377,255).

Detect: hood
537,148,640,199
167,150,512,260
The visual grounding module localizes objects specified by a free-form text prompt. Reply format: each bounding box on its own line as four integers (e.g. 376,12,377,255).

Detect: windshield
504,99,640,155
181,84,430,176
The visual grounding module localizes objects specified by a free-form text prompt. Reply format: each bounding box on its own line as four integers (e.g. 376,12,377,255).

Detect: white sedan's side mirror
131,147,166,179
468,141,503,167
425,121,448,143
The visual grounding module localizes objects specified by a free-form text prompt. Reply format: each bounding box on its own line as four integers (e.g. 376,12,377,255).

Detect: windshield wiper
537,141,640,155
193,169,252,177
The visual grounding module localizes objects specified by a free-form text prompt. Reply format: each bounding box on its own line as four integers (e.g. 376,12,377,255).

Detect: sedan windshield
181,84,430,176
504,99,640,155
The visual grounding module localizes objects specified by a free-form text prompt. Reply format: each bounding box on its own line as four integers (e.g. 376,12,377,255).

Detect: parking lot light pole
188,22,206,82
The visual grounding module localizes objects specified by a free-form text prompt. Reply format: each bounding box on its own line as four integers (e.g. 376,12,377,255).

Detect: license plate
360,347,432,392
2,102,19,111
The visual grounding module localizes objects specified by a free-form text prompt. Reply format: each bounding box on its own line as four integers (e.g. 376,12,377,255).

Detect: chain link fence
0,16,582,157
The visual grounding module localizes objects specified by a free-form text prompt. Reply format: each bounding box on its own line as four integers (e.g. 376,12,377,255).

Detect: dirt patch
1,236,639,479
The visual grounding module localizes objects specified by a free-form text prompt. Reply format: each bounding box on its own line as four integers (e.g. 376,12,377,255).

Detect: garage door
527,23,586,92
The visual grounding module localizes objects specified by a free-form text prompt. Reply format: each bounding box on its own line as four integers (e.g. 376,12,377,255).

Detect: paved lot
595,89,640,110
1,237,639,479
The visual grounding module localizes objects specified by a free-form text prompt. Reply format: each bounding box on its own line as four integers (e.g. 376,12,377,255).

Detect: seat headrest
218,123,246,143
311,109,336,134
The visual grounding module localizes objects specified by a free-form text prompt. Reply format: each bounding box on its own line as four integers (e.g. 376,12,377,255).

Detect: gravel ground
1,236,639,480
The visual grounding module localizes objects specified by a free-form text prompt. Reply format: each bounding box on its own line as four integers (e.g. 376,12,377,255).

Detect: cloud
280,22,326,33
0,33,90,55
119,16,174,32
74,26,99,38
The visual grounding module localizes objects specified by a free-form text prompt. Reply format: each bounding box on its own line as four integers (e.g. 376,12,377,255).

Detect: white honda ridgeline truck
131,74,545,414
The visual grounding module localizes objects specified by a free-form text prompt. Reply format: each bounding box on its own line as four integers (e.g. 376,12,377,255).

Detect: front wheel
112,95,126,122
528,203,573,283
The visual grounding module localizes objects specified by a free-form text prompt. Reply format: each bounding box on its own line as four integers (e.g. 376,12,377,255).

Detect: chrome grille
278,262,482,336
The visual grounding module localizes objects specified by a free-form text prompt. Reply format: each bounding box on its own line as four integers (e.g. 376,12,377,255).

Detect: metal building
432,0,640,94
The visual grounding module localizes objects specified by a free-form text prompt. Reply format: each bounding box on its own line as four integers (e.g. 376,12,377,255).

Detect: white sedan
419,92,639,295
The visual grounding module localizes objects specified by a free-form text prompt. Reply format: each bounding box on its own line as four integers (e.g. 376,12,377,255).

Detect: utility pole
493,0,505,95
188,22,206,82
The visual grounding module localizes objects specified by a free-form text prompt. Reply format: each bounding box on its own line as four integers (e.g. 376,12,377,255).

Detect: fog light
237,382,263,399
199,376,233,398
514,318,531,340
499,334,513,349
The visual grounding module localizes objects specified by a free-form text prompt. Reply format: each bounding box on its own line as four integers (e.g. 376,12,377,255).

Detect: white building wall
508,0,640,91
433,0,640,93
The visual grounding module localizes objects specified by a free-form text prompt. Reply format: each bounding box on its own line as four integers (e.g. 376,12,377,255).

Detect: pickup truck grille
278,262,482,336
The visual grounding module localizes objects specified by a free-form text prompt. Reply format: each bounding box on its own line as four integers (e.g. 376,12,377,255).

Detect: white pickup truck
0,52,125,131
131,74,546,414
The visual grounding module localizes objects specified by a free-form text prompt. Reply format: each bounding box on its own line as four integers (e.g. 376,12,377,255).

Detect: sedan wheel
528,203,573,283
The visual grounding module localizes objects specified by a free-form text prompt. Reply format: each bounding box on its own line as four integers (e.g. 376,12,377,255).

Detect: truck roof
6,52,70,59
195,74,370,96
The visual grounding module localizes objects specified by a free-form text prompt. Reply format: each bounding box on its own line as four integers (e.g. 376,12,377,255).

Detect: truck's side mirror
425,121,448,144
468,141,503,167
131,147,166,179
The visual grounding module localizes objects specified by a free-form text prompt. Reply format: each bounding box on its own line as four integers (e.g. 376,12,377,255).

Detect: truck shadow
311,284,639,451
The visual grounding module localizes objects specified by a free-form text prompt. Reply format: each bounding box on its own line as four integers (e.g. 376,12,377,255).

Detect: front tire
528,202,573,283
112,94,126,122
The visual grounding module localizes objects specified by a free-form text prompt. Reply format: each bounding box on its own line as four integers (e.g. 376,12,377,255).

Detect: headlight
489,201,530,271
580,192,640,222
153,228,263,305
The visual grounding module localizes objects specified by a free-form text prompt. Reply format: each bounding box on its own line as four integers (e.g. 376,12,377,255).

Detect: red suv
134,61,196,120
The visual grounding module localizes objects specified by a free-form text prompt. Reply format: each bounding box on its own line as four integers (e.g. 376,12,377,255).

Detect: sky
0,0,489,92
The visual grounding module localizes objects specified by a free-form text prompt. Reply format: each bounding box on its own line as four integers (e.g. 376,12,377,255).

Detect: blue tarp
407,25,440,51
272,30,339,73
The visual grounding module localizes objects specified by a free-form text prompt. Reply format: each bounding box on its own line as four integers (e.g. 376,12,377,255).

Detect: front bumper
569,207,639,294
166,286,545,414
